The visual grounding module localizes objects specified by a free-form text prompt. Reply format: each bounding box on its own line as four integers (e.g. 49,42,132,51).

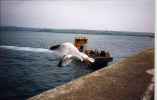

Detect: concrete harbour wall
29,48,154,100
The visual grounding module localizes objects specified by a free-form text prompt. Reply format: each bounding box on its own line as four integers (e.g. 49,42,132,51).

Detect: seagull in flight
49,42,95,67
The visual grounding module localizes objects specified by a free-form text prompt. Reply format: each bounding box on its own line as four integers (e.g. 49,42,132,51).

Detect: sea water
0,30,154,100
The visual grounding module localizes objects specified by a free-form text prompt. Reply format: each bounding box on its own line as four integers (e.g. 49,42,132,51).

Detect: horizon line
0,25,154,34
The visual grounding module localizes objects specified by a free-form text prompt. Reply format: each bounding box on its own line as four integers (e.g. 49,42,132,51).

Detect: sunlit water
0,31,154,100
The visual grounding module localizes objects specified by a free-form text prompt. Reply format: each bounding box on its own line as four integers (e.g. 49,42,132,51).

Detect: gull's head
49,44,60,50
49,42,74,50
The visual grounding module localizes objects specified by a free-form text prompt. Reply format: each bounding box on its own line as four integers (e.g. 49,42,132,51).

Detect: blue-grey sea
0,30,154,100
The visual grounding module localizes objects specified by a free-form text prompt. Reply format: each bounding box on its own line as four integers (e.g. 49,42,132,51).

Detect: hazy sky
0,0,154,32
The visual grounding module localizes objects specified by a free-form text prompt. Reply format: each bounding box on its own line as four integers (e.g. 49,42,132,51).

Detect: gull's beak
49,45,60,50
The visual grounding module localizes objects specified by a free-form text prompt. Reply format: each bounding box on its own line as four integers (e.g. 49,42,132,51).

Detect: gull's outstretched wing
50,42,95,67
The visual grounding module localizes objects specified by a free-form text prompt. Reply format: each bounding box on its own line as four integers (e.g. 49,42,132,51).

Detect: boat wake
0,45,53,53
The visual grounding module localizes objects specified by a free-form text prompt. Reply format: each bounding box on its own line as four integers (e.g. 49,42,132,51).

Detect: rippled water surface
0,31,154,100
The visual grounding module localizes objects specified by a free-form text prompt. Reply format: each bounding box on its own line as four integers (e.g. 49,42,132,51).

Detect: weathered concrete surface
29,48,154,100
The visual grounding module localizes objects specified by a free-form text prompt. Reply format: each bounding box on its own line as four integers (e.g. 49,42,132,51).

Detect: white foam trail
0,45,53,53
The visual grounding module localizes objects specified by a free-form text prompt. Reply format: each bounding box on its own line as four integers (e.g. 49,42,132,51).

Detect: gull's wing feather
60,55,73,67
59,54,83,67
79,52,95,63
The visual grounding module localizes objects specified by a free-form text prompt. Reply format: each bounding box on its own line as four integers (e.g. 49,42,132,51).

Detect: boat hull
86,57,113,70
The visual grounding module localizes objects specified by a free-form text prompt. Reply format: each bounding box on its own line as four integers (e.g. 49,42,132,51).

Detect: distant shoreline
0,26,154,38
